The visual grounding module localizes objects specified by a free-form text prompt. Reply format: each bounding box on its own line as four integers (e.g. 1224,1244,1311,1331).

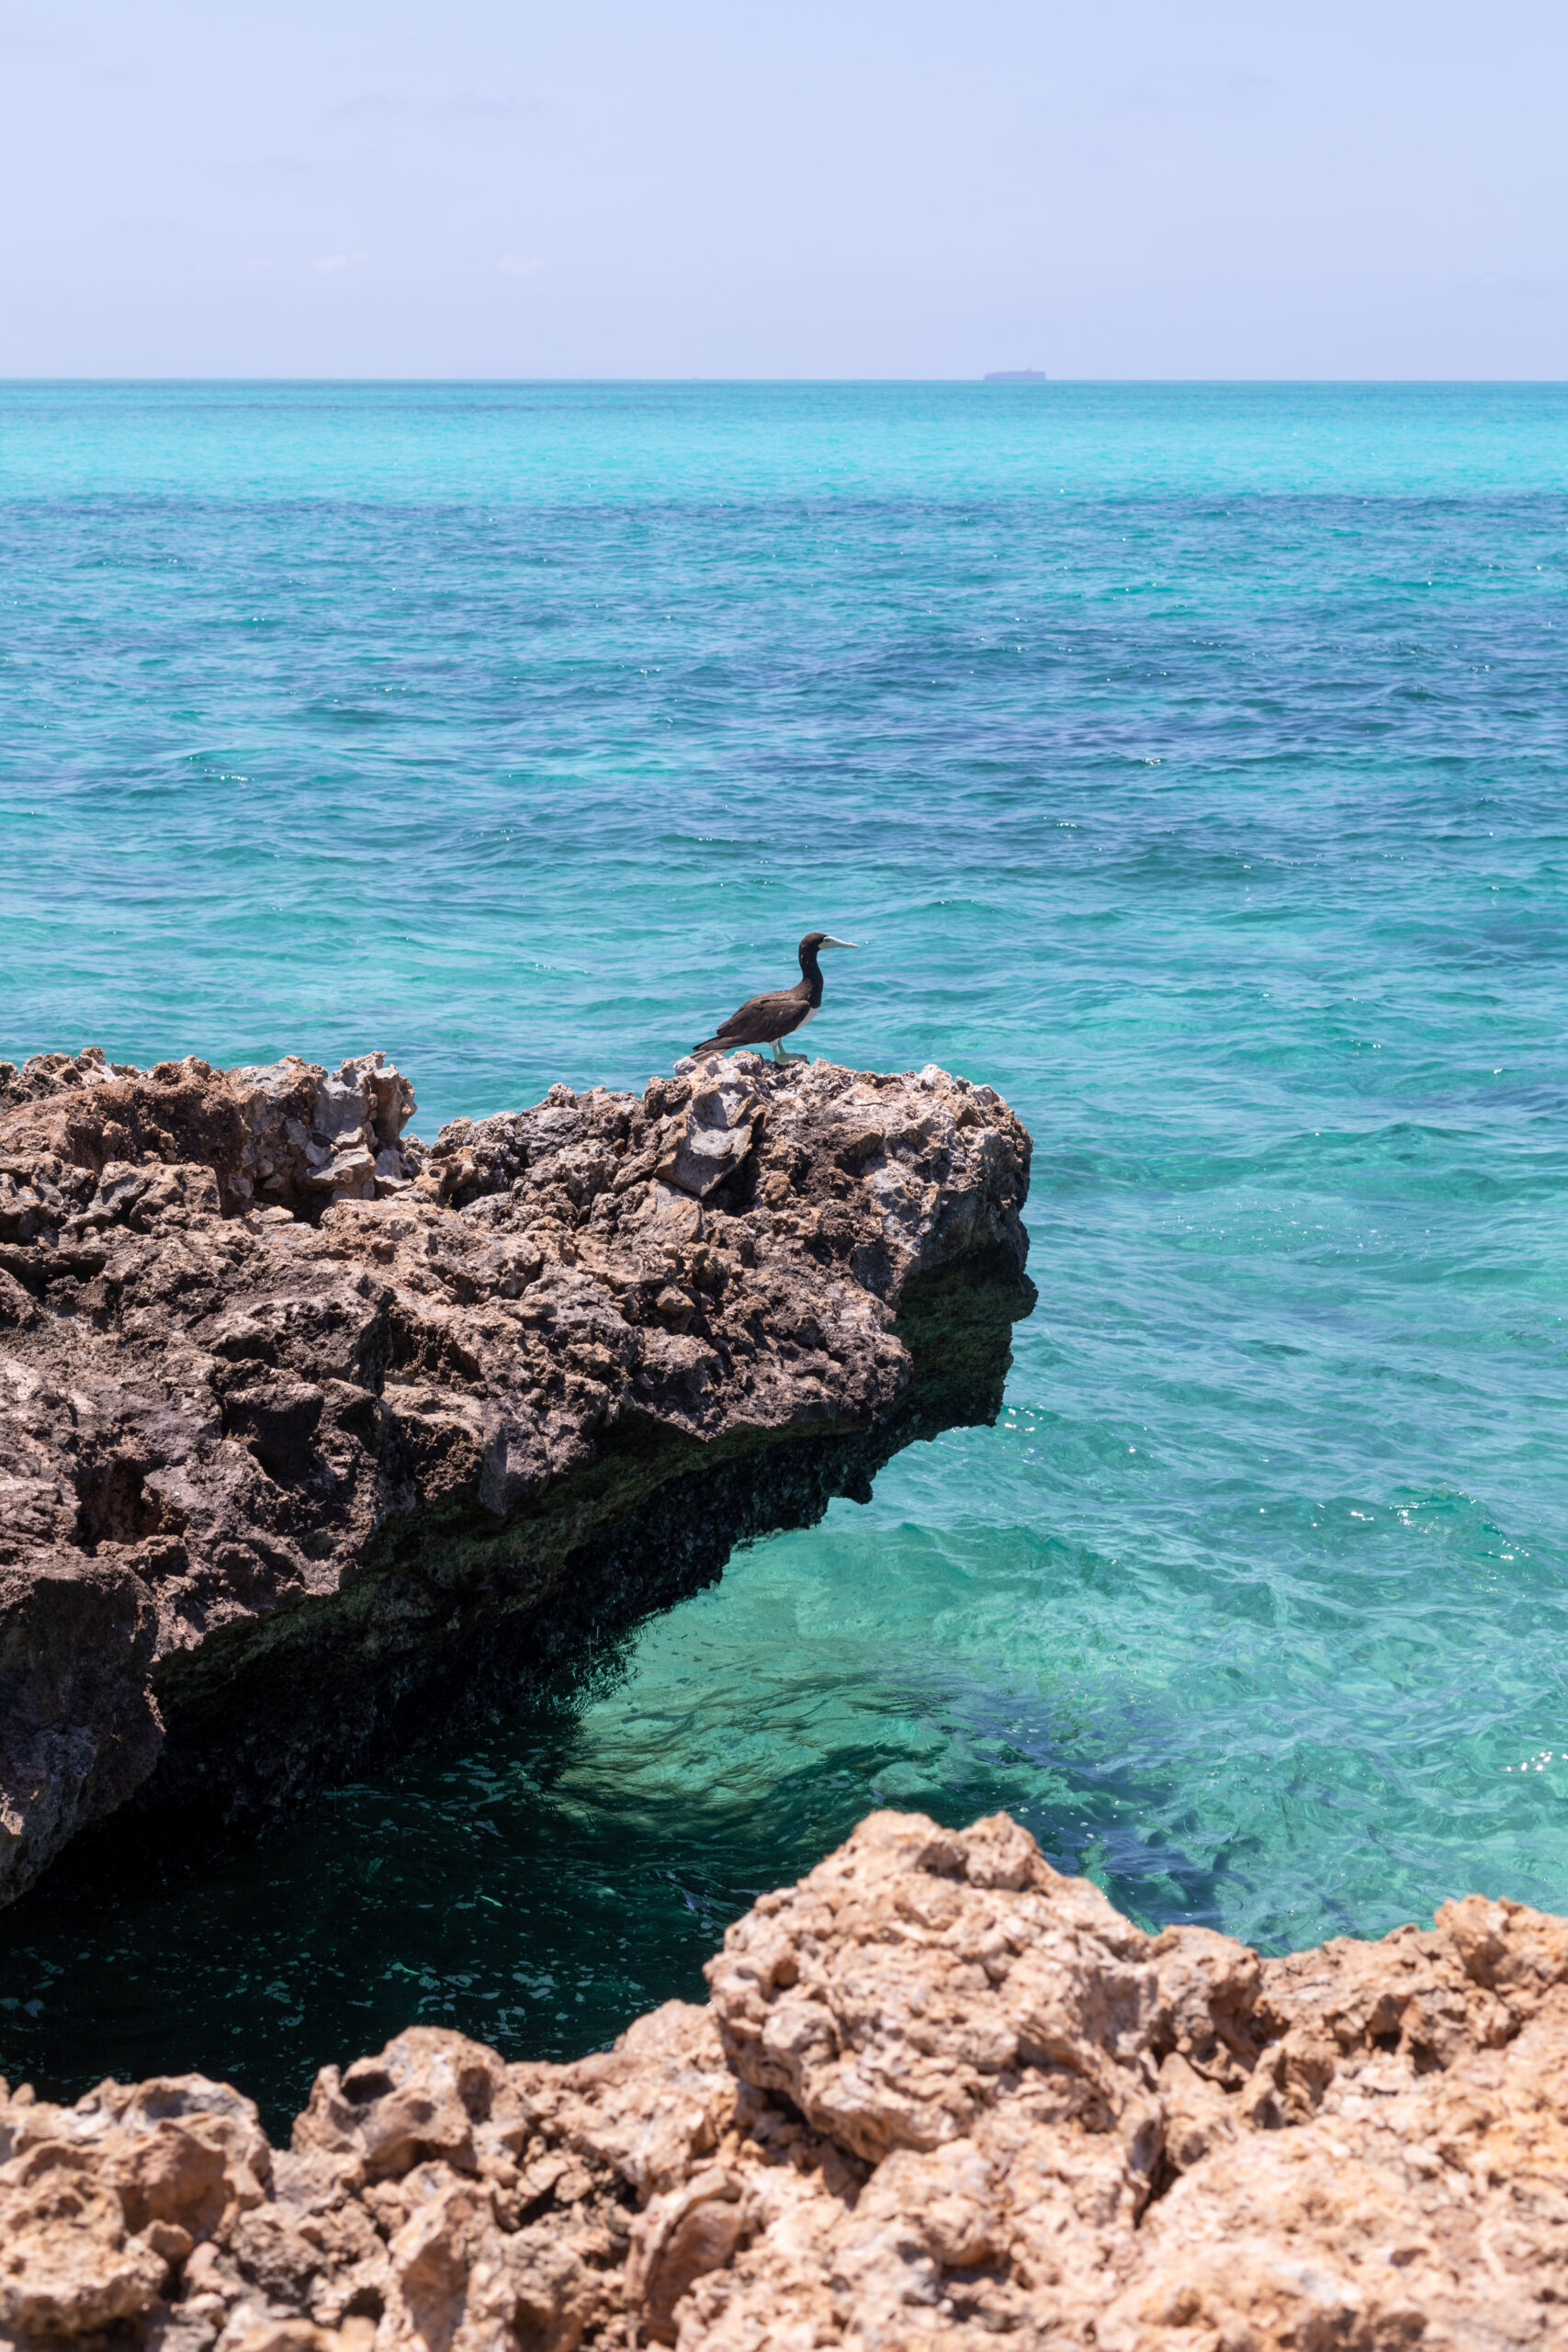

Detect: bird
693,932,861,1064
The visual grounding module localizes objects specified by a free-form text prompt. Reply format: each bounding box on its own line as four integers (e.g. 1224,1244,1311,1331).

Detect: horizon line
2,373,1566,388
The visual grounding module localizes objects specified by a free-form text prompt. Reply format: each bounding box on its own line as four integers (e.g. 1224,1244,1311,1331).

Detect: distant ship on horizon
983,368,1048,383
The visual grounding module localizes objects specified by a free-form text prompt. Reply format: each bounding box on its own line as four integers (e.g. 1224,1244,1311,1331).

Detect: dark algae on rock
0,1047,1034,1904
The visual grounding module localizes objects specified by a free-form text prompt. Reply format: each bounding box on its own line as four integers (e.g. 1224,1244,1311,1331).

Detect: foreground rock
0,1048,1032,1904
6,1807,1568,2349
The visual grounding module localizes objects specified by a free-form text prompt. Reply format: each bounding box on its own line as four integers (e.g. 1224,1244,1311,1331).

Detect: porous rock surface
0,1048,1032,1904
6,1807,1568,2350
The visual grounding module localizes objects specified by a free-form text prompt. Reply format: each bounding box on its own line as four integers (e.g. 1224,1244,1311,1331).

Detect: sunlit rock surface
4,1808,1566,2347
0,1049,1033,1903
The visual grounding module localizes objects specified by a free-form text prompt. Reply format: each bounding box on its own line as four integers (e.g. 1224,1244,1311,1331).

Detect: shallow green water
1,381,1564,2133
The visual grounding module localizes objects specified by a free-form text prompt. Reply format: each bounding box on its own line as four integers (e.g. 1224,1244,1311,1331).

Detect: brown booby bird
693,932,861,1064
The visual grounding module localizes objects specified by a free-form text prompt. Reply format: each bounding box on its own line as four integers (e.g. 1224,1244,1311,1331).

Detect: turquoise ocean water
1,381,1564,2133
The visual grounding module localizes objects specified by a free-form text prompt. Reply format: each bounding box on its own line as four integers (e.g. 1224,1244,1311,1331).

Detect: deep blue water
1,382,1565,2133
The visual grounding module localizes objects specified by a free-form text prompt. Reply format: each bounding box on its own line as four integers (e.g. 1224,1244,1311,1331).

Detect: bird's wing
712,988,808,1044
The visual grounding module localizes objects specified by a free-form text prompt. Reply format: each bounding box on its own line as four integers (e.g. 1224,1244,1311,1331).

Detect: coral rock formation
0,1049,1033,1904
5,1808,1568,2347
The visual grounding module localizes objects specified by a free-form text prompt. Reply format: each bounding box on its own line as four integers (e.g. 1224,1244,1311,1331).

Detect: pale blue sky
0,0,1561,377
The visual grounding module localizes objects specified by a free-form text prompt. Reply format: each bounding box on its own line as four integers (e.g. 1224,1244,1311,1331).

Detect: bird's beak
820,937,862,950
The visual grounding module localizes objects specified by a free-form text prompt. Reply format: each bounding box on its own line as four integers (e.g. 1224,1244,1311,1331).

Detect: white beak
820,936,862,950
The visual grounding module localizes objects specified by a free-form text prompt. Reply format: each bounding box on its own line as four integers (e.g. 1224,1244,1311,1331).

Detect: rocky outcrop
0,1049,1033,1905
6,1806,1568,2349
0,1047,421,1218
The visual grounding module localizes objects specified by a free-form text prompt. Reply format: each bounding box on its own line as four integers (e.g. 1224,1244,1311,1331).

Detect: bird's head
799,931,861,961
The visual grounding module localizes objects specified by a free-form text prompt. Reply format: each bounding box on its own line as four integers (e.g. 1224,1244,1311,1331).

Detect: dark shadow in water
0,1645,1242,2141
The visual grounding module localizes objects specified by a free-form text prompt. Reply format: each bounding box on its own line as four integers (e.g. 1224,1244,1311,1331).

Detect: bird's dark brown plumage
693,931,858,1061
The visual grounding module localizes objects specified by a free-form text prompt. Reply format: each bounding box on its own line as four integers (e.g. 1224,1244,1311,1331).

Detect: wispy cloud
331,94,405,122
433,93,516,121
330,91,520,126
313,252,367,276
498,254,546,278
0,16,62,54
1457,272,1555,300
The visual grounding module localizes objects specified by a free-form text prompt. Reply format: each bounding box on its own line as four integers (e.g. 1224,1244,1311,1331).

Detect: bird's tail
691,1037,727,1057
